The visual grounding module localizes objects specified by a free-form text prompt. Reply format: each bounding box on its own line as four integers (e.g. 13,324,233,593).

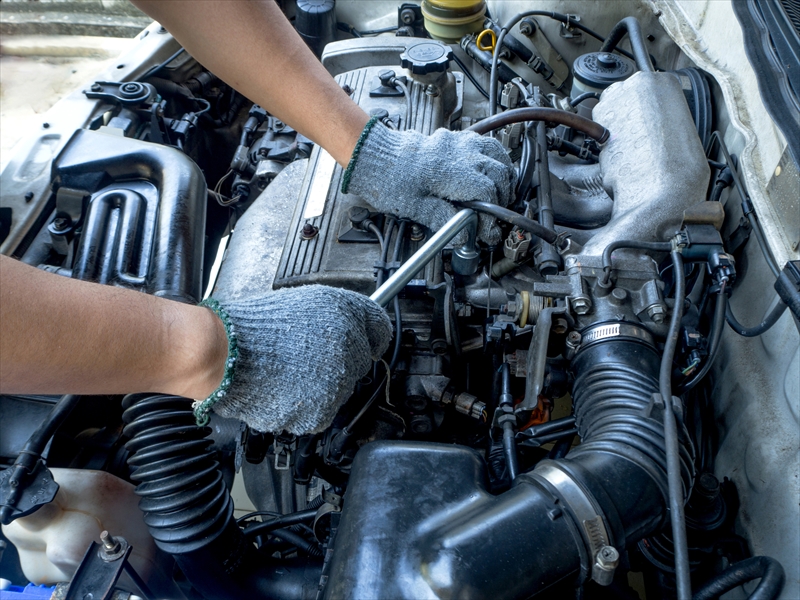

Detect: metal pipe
370,210,477,308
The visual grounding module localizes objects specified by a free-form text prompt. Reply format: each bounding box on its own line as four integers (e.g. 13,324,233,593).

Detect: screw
24,192,34,202
647,304,665,324
410,224,425,241
431,339,447,354
567,331,582,345
100,531,120,554
596,545,619,568
572,297,591,315
425,84,439,97
42,123,50,129
400,7,416,25
341,84,353,95
91,83,103,92
301,223,318,240
52,217,69,231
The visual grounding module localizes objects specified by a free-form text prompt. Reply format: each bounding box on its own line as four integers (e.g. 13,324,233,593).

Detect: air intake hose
324,322,695,598
122,394,321,600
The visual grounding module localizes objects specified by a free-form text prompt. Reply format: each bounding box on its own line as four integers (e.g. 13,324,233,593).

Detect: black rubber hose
244,509,318,538
709,181,725,203
693,556,785,600
661,251,692,600
601,240,673,285
570,92,601,107
0,394,81,524
725,301,787,337
680,287,728,394
599,17,655,72
457,201,561,246
499,363,519,481
270,529,323,558
122,394,321,599
468,107,610,143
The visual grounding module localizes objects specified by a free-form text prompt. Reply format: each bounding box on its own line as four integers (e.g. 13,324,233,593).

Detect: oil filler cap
400,41,453,74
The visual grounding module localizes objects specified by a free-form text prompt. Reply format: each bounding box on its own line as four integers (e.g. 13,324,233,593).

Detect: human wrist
165,302,228,400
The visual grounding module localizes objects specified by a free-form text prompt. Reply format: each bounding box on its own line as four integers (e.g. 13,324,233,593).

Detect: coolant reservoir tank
1,469,158,586
422,0,486,42
571,52,635,118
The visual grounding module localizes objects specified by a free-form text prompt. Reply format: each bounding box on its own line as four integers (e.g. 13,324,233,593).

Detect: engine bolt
519,19,536,37
425,84,439,97
567,331,582,344
52,217,70,231
90,83,102,92
300,223,319,240
100,531,120,554
572,297,591,315
24,192,34,202
647,304,666,324
400,7,416,25
410,224,425,242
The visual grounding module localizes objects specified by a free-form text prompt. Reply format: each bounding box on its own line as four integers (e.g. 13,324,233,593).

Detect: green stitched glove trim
341,116,380,195
193,298,239,427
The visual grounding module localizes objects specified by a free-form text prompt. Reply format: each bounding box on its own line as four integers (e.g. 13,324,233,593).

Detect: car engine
0,1,798,599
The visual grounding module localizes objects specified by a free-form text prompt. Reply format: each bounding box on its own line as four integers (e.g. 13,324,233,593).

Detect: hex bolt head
24,192,34,202
647,304,666,324
572,298,591,315
410,224,425,242
567,331,582,345
597,545,619,568
425,84,439,97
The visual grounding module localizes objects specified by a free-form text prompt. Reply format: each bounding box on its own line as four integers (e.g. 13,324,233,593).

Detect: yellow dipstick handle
476,28,496,53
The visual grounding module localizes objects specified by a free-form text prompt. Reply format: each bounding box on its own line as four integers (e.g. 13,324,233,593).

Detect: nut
647,304,666,324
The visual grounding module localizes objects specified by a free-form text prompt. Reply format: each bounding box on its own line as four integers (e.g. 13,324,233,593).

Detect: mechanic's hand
193,285,392,434
341,118,516,245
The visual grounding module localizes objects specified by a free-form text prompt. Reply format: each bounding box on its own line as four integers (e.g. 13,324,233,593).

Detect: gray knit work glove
341,117,516,246
193,285,392,435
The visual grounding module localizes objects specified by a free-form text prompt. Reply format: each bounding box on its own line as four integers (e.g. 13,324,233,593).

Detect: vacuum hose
122,394,321,600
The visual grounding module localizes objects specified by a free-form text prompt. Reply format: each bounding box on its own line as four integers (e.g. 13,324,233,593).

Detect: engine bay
0,1,798,599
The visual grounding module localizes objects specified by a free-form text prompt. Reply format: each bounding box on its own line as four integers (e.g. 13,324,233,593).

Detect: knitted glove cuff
341,116,381,194
193,298,240,427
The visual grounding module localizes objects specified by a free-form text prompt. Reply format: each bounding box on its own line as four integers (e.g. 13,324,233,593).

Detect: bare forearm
0,256,226,399
131,0,368,165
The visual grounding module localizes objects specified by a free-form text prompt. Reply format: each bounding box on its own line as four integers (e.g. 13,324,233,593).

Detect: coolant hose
599,17,655,72
693,556,785,600
467,107,610,143
122,394,321,600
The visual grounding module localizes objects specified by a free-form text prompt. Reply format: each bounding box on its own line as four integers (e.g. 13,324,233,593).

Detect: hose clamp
535,462,617,586
580,321,655,349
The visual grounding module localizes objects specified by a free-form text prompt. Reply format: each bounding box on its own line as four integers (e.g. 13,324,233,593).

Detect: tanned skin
0,1,371,398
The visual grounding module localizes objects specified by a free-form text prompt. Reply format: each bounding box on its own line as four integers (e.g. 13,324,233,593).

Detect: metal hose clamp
534,462,618,586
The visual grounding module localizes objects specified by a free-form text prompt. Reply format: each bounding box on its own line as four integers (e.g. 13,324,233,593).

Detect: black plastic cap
400,41,453,74
573,52,635,89
296,0,336,57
